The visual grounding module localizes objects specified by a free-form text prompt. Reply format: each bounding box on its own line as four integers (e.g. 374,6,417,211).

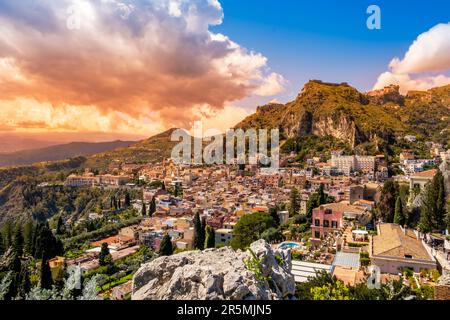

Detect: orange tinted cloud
0,0,285,133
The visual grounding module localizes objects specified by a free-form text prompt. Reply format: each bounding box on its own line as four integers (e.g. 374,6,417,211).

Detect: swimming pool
278,242,302,250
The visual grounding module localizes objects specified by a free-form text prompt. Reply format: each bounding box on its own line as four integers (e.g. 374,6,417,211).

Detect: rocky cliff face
235,80,450,151
132,240,295,300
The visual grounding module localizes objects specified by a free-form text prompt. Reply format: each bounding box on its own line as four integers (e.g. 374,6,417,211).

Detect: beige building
409,169,437,191
331,155,376,175
370,224,436,274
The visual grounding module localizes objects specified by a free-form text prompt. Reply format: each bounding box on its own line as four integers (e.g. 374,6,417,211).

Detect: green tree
419,170,447,232
445,201,450,230
124,192,131,207
149,197,156,217
55,216,64,235
13,224,24,257
311,280,352,300
174,184,183,198
141,201,147,216
98,243,112,266
0,232,4,256
261,227,284,243
40,257,53,290
377,179,399,223
159,234,173,256
231,213,277,250
269,207,280,226
193,212,203,250
17,265,31,299
394,196,405,226
199,217,207,249
34,222,63,260
23,221,34,255
204,226,215,249
306,186,335,219
3,221,13,249
318,183,326,205
289,188,300,217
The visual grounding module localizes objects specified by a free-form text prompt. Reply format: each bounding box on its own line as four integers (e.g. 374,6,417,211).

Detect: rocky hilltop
132,240,295,300
236,81,450,150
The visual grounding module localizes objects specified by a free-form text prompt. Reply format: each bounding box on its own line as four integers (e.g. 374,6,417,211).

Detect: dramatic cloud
0,0,285,134
374,22,450,93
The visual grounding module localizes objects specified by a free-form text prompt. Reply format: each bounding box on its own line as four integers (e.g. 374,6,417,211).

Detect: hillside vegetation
236,81,450,152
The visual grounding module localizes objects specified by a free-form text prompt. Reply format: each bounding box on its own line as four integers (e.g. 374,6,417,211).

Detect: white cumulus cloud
373,22,450,93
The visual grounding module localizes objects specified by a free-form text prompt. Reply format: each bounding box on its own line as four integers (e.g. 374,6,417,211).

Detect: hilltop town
0,83,449,301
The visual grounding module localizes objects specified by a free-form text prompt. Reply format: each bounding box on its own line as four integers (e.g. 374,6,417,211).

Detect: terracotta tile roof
372,224,432,261
332,266,365,286
320,202,367,214
411,169,437,178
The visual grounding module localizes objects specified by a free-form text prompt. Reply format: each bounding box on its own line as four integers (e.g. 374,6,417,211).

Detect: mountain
0,136,59,153
84,129,181,170
0,140,137,168
236,81,450,153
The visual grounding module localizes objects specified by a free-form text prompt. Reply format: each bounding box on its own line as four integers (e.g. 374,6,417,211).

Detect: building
215,229,233,245
112,281,132,300
409,169,437,191
290,260,332,283
331,155,376,175
64,173,131,187
64,174,96,187
311,202,368,246
370,224,436,274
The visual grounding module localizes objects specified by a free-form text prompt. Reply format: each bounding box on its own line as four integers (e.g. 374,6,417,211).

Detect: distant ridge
0,140,137,167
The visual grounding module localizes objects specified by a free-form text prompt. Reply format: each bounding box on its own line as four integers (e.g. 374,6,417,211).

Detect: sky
0,0,449,140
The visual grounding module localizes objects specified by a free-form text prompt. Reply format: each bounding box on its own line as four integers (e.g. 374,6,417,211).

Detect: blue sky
213,0,450,103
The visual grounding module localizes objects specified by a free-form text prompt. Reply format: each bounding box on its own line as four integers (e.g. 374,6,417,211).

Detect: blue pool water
279,242,301,249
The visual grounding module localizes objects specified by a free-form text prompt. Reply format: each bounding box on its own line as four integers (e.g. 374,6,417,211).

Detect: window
404,255,413,259
332,221,338,228
315,231,321,239
315,219,320,227
323,220,330,228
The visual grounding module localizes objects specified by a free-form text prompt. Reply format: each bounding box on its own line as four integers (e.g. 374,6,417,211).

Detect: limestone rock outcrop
132,240,295,300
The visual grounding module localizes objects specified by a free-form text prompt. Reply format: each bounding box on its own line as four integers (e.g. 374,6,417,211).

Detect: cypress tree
18,265,31,299
56,216,64,235
23,221,34,256
435,170,446,228
159,234,173,256
378,180,399,223
394,196,405,226
420,170,447,232
4,222,13,248
31,222,42,258
204,226,215,249
98,243,111,266
0,232,4,256
199,217,206,250
40,257,53,290
13,224,24,257
318,183,326,205
269,207,280,226
125,192,131,207
149,197,156,217
141,202,147,216
193,212,203,250
289,188,300,217
445,201,450,231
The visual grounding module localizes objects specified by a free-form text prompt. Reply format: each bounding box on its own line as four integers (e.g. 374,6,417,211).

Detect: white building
331,155,375,175
215,229,233,245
